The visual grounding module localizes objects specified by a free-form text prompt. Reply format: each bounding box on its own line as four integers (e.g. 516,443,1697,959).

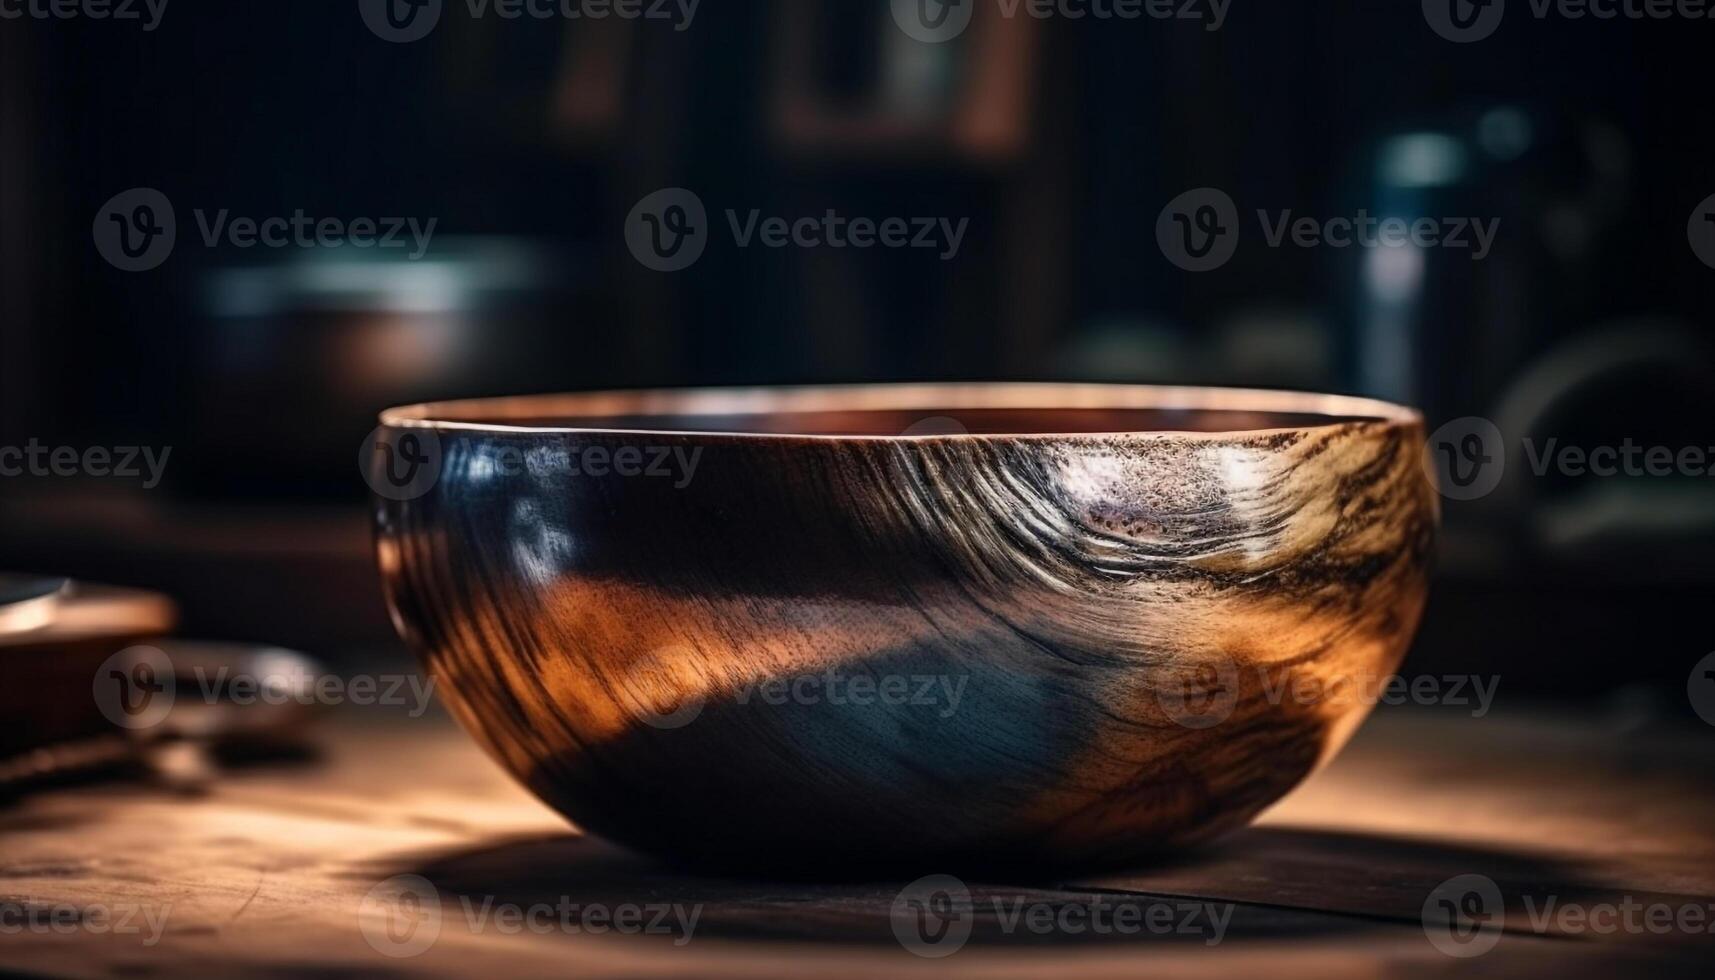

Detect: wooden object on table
374,386,1435,871
0,582,177,755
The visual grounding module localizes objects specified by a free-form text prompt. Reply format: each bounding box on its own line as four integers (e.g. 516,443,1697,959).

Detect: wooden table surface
4,703,1713,978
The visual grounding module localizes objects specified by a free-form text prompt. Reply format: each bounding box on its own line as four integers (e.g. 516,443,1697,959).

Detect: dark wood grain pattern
373,384,1437,872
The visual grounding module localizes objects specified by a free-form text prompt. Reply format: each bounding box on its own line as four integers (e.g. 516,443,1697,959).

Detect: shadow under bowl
372,383,1437,874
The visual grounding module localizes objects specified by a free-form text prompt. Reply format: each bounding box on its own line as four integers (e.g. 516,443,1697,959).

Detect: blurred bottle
1348,106,1631,427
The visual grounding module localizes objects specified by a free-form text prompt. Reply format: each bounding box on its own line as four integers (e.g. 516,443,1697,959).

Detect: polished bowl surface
373,383,1436,872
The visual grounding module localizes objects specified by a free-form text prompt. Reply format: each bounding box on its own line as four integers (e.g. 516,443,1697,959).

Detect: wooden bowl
372,384,1436,872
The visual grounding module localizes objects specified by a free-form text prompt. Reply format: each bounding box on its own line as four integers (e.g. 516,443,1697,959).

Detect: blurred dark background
1,1,1710,713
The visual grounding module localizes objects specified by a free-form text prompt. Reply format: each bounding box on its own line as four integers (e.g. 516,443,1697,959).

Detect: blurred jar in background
183,239,592,500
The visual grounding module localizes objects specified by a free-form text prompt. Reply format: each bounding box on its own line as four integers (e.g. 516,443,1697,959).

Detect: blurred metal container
183,238,589,499
1349,106,1631,426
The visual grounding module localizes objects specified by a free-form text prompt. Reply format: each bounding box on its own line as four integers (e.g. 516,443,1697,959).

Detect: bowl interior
383,384,1417,437
428,407,1387,436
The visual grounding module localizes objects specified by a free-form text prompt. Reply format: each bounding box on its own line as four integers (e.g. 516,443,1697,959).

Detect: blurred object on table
1492,321,1715,571
0,581,178,757
185,238,587,500
0,574,68,636
0,578,324,798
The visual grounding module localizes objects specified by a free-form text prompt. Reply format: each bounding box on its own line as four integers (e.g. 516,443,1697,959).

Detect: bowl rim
378,382,1423,441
